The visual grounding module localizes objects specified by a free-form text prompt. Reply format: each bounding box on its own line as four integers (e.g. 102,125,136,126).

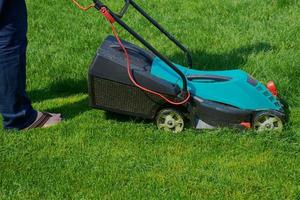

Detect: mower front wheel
155,108,185,133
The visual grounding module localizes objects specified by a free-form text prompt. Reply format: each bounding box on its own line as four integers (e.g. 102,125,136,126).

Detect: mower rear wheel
253,112,283,132
156,108,185,133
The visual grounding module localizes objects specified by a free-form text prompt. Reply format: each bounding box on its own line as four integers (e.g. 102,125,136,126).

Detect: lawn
1,0,300,199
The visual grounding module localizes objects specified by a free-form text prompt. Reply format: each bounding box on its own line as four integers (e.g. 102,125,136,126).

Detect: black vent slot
269,96,275,102
247,76,258,86
263,91,270,96
256,85,263,91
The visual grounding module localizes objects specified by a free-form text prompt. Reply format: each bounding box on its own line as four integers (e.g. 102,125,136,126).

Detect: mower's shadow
104,111,152,125
28,78,91,120
48,97,90,120
28,78,88,102
169,42,275,70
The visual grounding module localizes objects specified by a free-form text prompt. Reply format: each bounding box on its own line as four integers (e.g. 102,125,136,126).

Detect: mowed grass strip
0,0,299,199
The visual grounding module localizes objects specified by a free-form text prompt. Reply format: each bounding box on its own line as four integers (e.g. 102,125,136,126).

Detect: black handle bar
187,75,232,82
93,0,190,94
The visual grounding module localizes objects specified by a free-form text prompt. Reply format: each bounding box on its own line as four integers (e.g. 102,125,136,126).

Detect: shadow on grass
27,78,90,120
104,111,151,125
170,42,275,70
48,97,90,120
28,78,88,102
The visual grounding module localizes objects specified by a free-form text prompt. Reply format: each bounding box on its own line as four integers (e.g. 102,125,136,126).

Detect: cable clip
100,7,116,23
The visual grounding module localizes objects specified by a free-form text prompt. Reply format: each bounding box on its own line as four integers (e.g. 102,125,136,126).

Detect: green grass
1,0,300,199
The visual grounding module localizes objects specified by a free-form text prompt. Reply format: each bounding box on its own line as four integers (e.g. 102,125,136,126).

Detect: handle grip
116,0,130,18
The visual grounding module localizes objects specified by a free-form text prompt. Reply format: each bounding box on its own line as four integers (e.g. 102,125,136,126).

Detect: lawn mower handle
93,0,191,94
93,0,193,68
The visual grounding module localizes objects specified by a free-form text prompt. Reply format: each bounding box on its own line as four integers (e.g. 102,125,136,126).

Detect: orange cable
72,0,95,11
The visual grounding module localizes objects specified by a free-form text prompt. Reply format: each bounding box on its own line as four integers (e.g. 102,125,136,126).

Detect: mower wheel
253,112,283,132
156,108,185,133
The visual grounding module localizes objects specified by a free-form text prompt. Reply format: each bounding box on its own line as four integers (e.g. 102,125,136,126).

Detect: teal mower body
151,57,282,111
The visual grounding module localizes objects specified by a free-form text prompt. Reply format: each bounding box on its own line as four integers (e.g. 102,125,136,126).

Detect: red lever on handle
100,7,116,23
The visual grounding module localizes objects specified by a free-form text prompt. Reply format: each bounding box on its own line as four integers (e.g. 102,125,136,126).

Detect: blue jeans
0,0,37,130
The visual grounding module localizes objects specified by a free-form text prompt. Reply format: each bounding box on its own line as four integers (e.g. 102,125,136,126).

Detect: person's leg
0,37,38,130
0,37,62,130
0,0,61,130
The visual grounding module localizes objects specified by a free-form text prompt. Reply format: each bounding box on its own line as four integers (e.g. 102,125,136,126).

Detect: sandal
22,112,62,130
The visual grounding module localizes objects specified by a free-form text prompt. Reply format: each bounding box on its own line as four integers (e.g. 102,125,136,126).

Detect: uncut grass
1,0,300,199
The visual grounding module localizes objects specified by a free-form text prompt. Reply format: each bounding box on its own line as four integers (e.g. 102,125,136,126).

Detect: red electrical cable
101,9,190,106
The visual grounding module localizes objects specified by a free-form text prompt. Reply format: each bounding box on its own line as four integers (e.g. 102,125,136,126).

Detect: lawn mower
72,0,287,133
